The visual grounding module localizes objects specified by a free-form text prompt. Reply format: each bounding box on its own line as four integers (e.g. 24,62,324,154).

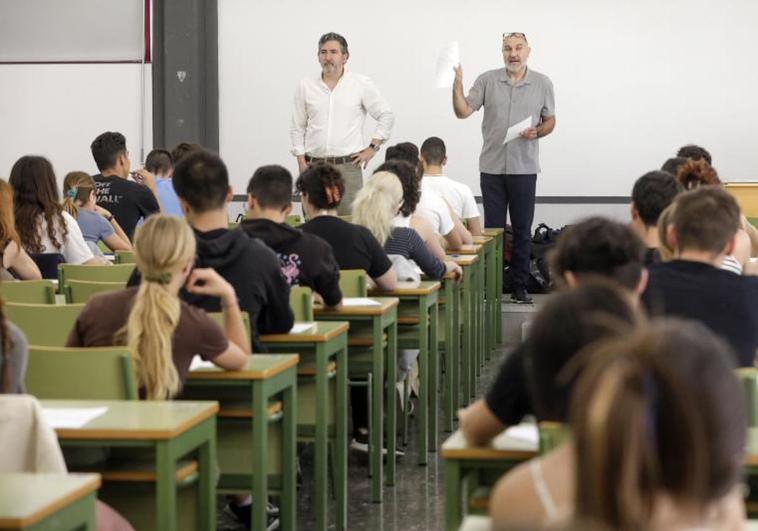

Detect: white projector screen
218,0,758,197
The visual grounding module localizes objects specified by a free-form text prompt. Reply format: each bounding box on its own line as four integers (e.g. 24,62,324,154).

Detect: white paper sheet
41,407,108,429
503,423,539,445
435,41,460,88
290,322,316,334
503,116,533,145
341,297,382,307
190,356,216,371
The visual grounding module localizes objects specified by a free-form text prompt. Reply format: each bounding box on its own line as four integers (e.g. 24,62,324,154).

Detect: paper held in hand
503,116,533,145
435,41,460,88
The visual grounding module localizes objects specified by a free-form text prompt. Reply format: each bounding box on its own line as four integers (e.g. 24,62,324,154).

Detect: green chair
290,286,314,321
337,215,352,223
208,311,252,348
25,346,138,399
736,367,758,427
747,217,758,231
59,263,136,288
65,279,125,303
538,421,571,454
114,250,136,264
0,279,56,304
284,214,302,227
5,302,85,346
338,269,367,297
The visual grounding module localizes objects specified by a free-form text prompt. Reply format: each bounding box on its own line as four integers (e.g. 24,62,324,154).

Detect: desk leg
417,296,429,465
444,282,456,432
461,267,472,404
281,371,297,531
486,244,497,360
429,301,439,452
335,341,348,530
371,317,384,502
156,441,178,531
252,382,268,531
444,460,462,531
495,234,503,344
451,281,461,417
386,319,398,486
314,345,329,531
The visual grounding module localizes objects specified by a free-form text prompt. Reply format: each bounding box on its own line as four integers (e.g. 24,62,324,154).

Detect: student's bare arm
467,216,483,236
374,268,398,291
457,398,507,446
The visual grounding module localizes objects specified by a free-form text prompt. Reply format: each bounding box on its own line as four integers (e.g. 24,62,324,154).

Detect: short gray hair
318,32,348,54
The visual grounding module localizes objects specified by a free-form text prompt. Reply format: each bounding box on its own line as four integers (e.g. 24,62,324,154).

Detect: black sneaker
510,288,534,304
226,500,280,531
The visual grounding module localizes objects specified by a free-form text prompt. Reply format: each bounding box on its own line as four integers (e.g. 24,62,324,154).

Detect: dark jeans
480,173,537,291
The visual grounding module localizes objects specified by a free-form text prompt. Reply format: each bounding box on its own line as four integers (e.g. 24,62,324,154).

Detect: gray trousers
334,163,364,216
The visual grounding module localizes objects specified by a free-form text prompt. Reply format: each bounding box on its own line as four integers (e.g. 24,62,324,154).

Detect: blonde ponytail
352,171,404,245
62,171,97,217
117,215,196,399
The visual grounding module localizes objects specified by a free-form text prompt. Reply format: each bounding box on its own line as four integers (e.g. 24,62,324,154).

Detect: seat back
65,279,125,303
337,215,352,223
284,214,302,227
5,302,85,346
208,311,252,348
289,286,314,321
114,250,136,264
58,263,136,288
0,280,56,304
339,269,368,297
537,421,570,454
29,253,65,279
736,367,758,427
26,346,138,400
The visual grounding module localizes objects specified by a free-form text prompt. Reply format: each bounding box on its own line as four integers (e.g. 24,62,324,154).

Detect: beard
505,61,525,73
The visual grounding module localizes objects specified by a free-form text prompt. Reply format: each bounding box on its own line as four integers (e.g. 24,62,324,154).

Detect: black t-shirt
93,174,160,240
642,259,758,366
484,343,532,426
644,247,661,266
300,216,392,280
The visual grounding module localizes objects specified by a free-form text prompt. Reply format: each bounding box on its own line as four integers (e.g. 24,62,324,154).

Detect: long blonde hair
352,171,403,245
119,215,196,399
62,172,96,217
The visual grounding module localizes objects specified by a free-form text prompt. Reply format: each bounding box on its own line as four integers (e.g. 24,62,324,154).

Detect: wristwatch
369,143,381,152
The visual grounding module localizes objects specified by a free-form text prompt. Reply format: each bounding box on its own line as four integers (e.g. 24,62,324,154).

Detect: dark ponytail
295,163,345,210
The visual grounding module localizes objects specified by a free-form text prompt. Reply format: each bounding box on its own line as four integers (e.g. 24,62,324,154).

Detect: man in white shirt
291,32,395,215
420,136,483,236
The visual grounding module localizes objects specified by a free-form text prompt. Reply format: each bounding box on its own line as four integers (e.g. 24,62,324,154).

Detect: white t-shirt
36,211,94,264
415,188,455,236
422,176,480,220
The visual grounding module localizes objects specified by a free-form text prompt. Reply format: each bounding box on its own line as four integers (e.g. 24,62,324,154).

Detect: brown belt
305,154,355,165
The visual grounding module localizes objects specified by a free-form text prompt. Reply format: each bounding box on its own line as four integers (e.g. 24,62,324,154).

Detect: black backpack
502,223,565,294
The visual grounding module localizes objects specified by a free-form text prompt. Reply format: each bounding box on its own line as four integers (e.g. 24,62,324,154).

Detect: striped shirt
384,227,446,279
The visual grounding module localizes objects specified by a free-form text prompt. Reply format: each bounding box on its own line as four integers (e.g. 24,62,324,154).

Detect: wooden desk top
368,280,441,297
454,244,483,255
187,354,299,381
260,321,349,343
440,428,538,461
472,235,494,245
447,254,479,266
0,473,100,528
483,228,505,236
314,297,398,317
41,400,219,441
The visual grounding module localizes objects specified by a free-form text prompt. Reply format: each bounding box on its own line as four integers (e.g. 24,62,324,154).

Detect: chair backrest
0,280,56,304
208,311,252,348
26,346,138,400
537,421,571,454
289,286,314,321
58,263,136,288
5,302,85,347
339,269,368,297
65,279,125,304
284,214,302,227
29,253,65,279
736,367,758,427
114,250,136,264
337,215,352,223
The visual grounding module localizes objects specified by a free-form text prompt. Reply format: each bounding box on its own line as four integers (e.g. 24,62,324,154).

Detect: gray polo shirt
466,67,555,175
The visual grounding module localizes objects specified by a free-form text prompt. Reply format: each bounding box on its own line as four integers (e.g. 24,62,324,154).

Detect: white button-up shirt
290,70,394,157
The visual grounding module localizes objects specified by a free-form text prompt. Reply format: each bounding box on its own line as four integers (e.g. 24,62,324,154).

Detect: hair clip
144,271,172,285
65,187,78,198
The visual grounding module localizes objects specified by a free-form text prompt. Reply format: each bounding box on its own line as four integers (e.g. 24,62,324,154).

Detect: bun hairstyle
295,163,345,211
62,172,97,217
571,319,746,530
117,215,196,399
352,171,404,245
675,158,720,190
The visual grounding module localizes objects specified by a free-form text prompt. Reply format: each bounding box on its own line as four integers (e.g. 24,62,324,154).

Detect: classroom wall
217,0,758,197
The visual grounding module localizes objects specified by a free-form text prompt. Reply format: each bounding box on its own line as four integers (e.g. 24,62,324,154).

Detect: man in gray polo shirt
453,33,555,303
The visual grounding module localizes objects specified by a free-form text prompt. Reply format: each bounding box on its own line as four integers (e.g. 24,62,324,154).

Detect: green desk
448,254,480,404
185,354,299,531
441,427,537,531
0,473,100,530
483,228,504,346
261,321,349,531
315,298,399,502
370,281,440,462
473,235,497,360
44,400,217,531
454,244,485,376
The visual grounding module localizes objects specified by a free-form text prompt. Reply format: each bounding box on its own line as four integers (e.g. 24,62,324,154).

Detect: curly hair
295,163,345,211
675,159,720,190
375,160,420,217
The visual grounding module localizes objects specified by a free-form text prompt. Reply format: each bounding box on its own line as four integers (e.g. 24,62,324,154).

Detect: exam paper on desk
41,406,108,429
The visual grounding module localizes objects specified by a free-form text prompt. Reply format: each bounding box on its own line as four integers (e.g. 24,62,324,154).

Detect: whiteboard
0,0,145,62
218,0,758,197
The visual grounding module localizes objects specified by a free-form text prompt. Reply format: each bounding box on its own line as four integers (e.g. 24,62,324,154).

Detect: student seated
90,131,161,240
68,215,248,398
241,164,342,308
419,136,483,236
0,179,41,280
298,163,397,291
629,170,682,265
457,217,647,446
643,186,758,366
9,156,107,266
568,320,745,530
488,281,640,528
62,172,132,254
352,171,461,281
385,142,471,247
148,151,293,352
0,295,29,393
144,149,183,218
